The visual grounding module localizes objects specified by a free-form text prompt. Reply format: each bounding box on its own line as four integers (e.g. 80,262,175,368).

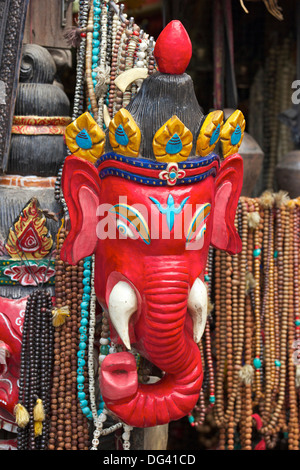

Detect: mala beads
209,194,300,450
48,228,90,450
16,289,54,450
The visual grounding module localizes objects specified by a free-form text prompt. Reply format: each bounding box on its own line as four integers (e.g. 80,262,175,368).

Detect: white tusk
187,278,208,343
114,68,148,92
108,281,138,350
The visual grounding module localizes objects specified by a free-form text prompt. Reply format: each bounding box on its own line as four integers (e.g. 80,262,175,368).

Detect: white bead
122,431,130,440
99,354,107,363
137,51,146,59
124,425,133,432
109,347,117,354
123,441,131,450
100,338,109,345
139,41,148,51
136,61,144,68
92,438,99,447
99,413,107,422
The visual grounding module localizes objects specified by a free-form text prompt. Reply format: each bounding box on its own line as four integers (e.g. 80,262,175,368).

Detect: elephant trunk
100,258,204,428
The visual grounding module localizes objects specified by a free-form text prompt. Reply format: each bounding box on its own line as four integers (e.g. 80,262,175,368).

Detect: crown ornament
64,20,245,186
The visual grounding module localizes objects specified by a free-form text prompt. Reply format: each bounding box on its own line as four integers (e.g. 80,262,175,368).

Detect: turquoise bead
92,55,98,63
92,39,100,47
82,406,90,416
77,384,84,391
93,31,99,38
253,357,262,369
93,23,100,31
81,309,89,318
274,250,278,258
100,345,109,355
93,79,97,87
77,375,85,384
204,275,210,282
83,286,91,294
94,6,101,14
83,269,91,278
83,278,90,286
80,334,87,342
253,248,261,257
77,350,85,358
81,301,89,310
80,399,88,408
82,293,90,302
77,367,84,375
83,260,91,269
98,401,104,413
80,318,88,326
188,415,195,423
78,358,85,367
79,326,87,334
275,360,281,367
209,395,215,404
78,391,86,400
79,342,86,350
295,320,300,326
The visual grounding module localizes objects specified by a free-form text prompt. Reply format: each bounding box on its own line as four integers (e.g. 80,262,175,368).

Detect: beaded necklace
16,289,54,450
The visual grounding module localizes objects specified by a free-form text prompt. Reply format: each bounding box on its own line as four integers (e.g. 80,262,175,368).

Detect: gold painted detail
65,112,105,164
109,108,141,158
220,110,246,158
196,110,224,157
152,115,193,163
5,198,53,260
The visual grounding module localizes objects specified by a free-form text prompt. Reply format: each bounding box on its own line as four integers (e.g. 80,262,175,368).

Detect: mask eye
110,204,151,244
116,220,136,239
186,203,210,248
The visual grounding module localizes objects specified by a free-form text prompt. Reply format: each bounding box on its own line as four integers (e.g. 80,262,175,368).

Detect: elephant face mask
61,21,244,428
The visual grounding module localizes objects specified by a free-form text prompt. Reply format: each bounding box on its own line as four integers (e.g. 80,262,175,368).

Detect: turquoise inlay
231,124,242,145
149,194,189,231
210,123,221,145
115,124,129,146
165,133,183,154
75,128,93,149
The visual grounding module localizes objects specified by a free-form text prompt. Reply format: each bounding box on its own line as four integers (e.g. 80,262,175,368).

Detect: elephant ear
60,155,101,265
211,154,243,255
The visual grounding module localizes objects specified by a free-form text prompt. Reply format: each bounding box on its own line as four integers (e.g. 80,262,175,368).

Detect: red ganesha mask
61,21,244,428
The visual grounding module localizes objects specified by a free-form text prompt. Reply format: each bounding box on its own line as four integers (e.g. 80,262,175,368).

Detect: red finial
154,20,192,75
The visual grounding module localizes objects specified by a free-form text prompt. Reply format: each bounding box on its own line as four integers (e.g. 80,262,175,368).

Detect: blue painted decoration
210,123,220,145
230,124,242,145
165,133,183,154
75,129,93,149
149,194,189,231
115,124,129,146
